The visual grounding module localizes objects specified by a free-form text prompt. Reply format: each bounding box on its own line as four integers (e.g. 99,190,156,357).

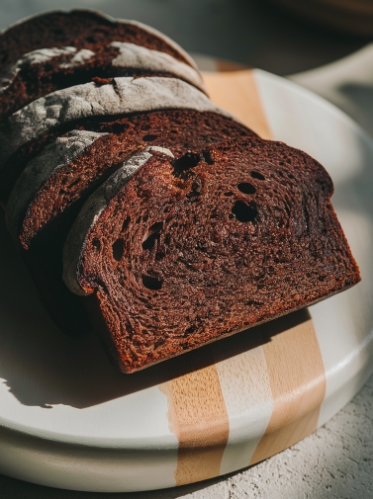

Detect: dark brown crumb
71,137,360,372
13,110,255,336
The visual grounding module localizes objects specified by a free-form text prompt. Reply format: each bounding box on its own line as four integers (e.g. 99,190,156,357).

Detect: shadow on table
0,469,236,499
0,211,311,409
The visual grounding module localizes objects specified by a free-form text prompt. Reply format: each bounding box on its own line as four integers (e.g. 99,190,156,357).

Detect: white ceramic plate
0,69,372,492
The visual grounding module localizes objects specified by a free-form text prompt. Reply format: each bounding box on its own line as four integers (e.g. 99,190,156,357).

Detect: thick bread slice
6,110,254,336
0,9,197,72
6,129,109,247
63,138,361,373
7,110,254,248
0,42,206,120
0,76,234,203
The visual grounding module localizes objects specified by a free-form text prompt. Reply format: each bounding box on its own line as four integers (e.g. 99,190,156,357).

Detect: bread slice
7,110,254,248
0,41,206,120
0,76,233,204
6,110,254,335
62,138,361,373
0,9,196,73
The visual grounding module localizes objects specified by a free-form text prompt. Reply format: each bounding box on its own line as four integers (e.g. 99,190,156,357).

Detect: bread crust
0,77,233,204
0,9,197,72
0,42,206,120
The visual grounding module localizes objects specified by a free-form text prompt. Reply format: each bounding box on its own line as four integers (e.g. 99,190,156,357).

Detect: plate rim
1,68,373,470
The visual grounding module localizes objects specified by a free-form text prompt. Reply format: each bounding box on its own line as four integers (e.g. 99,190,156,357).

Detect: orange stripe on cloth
202,69,272,139
160,350,229,486
250,318,326,464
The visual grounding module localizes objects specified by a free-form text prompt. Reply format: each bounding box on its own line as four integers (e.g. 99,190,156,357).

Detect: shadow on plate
0,212,310,409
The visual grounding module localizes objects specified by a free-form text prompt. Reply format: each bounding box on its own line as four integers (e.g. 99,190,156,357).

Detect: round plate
0,69,372,492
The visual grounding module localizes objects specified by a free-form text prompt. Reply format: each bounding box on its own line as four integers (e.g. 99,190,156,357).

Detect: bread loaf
1,9,360,371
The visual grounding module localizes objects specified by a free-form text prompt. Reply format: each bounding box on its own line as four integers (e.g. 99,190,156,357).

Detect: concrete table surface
0,1,372,497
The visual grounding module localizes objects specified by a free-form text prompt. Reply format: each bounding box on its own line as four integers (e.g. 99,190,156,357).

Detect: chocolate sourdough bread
7,110,254,248
0,41,206,120
0,10,196,73
6,110,253,335
0,10,205,119
0,76,235,205
62,139,361,373
1,10,360,372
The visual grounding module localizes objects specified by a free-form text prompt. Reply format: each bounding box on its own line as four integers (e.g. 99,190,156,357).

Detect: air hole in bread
142,134,158,142
142,222,163,250
154,339,165,348
184,325,196,335
155,252,165,261
112,239,124,261
172,151,202,177
149,221,163,232
250,171,265,181
224,192,233,196
92,238,101,250
246,300,261,307
202,150,214,165
122,216,130,232
142,274,163,290
238,182,256,194
231,201,258,223
172,149,213,178
187,179,202,199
